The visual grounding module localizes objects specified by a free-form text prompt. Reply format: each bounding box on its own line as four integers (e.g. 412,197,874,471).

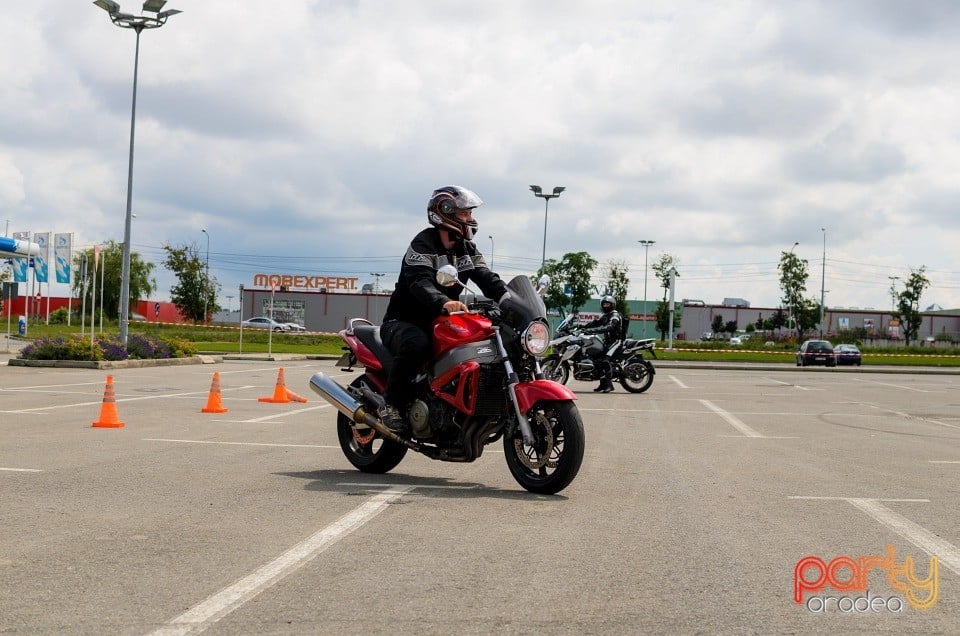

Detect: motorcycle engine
574,359,595,381
408,399,432,439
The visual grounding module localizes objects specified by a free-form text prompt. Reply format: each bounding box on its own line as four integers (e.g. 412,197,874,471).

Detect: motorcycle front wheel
504,401,584,495
619,360,655,393
541,356,570,385
335,375,408,473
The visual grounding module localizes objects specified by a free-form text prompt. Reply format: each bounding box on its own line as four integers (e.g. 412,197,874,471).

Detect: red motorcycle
308,266,584,494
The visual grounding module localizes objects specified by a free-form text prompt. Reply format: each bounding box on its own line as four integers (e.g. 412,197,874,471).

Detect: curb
652,360,960,376
7,355,222,370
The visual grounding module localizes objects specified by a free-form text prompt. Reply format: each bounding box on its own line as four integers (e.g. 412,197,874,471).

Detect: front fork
493,326,536,445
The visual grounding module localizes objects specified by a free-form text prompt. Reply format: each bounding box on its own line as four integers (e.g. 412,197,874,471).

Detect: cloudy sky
3,0,960,311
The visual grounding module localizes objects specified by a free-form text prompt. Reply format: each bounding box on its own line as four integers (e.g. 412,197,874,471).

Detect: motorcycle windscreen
499,275,547,326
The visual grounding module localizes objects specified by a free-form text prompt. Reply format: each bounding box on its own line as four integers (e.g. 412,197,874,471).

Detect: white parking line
668,375,689,389
929,461,960,464
3,386,259,415
699,399,763,438
864,403,960,430
851,378,930,393
0,467,42,473
768,379,810,391
144,439,340,450
791,496,960,576
241,404,330,423
149,485,414,636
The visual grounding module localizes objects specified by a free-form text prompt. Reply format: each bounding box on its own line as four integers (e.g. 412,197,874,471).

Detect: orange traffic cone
259,368,308,404
201,372,229,413
92,375,125,428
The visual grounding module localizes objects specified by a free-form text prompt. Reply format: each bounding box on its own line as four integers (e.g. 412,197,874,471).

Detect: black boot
593,383,606,392
600,380,614,393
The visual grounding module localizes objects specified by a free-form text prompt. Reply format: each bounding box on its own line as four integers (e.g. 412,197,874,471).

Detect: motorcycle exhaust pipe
308,372,411,446
309,372,375,426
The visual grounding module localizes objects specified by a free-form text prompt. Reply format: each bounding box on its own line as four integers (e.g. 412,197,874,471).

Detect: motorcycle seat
353,324,394,374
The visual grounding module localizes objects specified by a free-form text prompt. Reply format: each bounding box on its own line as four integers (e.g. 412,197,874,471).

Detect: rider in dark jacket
581,295,622,393
379,185,508,431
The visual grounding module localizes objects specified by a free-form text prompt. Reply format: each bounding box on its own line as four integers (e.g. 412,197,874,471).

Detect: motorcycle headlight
521,321,550,357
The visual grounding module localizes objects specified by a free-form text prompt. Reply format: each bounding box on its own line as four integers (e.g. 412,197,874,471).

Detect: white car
241,317,289,331
284,322,307,332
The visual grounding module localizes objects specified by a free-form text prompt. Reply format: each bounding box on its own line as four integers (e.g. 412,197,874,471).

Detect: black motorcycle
541,314,656,393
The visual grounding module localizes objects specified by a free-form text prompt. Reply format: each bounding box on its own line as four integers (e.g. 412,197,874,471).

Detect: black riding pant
380,319,431,409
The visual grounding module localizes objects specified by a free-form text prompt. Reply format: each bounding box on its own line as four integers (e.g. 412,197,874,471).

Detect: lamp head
93,0,121,13
529,185,542,195
552,186,565,195
142,0,166,11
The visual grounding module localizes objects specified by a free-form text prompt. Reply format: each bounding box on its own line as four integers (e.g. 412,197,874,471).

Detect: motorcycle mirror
536,274,550,294
436,264,461,287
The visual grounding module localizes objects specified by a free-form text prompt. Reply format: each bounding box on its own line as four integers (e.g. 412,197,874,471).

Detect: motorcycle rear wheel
335,375,408,473
504,401,584,495
619,360,654,393
541,356,570,385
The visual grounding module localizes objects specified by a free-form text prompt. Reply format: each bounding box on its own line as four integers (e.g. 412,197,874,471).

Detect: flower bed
18,334,197,362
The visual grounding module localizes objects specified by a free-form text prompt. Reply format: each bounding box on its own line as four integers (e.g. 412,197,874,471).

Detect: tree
163,243,219,323
603,259,631,319
795,297,822,340
72,240,156,319
711,314,724,334
537,251,598,316
651,253,679,340
771,307,787,332
778,250,808,335
891,267,931,345
723,320,738,336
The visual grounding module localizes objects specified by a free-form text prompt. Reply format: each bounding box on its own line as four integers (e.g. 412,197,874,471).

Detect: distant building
722,297,750,308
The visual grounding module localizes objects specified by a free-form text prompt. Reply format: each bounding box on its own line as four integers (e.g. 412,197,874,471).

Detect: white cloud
1,0,959,310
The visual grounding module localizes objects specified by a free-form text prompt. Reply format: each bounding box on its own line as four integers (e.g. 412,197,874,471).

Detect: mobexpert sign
252,274,359,291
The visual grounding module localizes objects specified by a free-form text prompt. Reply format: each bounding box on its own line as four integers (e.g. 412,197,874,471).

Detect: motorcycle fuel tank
432,337,501,379
432,313,495,357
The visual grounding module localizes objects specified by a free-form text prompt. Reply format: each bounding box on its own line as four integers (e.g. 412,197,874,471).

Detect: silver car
241,317,290,331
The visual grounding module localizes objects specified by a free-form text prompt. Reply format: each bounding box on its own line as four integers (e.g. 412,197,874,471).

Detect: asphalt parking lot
1,359,959,634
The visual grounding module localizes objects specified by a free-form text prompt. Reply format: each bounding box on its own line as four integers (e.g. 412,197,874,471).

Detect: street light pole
638,240,655,338
93,0,181,345
788,241,799,338
201,228,210,322
529,185,565,273
369,272,385,294
488,235,494,270
819,227,826,339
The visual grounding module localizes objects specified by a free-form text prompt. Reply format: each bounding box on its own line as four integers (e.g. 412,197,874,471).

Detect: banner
34,232,51,283
54,233,72,284
11,231,29,283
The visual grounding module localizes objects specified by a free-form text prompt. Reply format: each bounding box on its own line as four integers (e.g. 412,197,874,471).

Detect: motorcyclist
581,295,622,393
378,185,508,431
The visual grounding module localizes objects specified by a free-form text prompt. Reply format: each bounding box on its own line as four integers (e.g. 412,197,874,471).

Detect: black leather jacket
383,227,507,333
582,310,622,348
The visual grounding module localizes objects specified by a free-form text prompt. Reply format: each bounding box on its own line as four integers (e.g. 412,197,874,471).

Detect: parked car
284,322,307,332
730,336,744,345
241,317,290,331
796,340,836,367
129,312,147,322
701,332,714,341
834,344,862,366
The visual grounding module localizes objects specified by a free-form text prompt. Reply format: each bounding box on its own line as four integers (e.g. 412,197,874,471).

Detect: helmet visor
450,187,483,210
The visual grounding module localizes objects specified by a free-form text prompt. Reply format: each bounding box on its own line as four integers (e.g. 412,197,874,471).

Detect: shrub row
19,334,197,362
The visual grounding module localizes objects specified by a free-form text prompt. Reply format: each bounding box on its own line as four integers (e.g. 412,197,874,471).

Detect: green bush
49,307,69,325
19,335,103,361
165,336,198,358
